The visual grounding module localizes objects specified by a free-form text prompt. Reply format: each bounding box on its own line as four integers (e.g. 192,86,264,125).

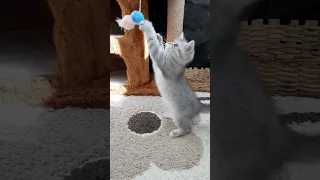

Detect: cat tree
44,0,109,108
47,0,109,88
111,0,185,88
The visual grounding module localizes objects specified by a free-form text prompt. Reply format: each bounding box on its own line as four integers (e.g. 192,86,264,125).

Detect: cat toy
116,0,145,30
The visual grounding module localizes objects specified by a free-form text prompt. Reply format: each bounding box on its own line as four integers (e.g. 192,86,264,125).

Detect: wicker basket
238,19,320,98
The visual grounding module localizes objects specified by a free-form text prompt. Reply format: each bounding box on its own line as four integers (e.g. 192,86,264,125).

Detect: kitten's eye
174,44,178,47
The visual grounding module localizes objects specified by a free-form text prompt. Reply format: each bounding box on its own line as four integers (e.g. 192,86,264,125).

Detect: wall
183,0,320,68
0,0,53,32
110,0,126,72
110,0,124,35
243,0,320,22
184,0,210,68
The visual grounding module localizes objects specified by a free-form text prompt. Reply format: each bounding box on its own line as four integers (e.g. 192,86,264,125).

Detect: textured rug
109,92,320,180
63,157,109,180
0,106,109,180
110,68,210,96
110,92,211,180
0,76,109,109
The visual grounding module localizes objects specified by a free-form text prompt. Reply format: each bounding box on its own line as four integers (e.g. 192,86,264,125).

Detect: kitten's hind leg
170,119,192,138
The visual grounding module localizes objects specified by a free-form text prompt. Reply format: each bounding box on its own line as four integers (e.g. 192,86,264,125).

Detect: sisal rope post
166,0,185,41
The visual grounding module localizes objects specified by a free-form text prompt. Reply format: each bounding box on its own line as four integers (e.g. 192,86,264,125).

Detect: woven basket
185,68,210,92
238,19,320,98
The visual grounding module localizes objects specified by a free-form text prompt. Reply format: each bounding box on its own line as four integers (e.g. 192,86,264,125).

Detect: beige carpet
110,92,211,180
0,105,109,180
110,69,210,96
110,88,320,180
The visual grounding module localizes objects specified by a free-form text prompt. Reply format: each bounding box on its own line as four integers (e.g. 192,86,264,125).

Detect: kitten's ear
185,40,195,53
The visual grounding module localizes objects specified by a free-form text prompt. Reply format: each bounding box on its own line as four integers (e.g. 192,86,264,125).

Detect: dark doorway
0,0,55,77
110,0,126,72
148,0,168,73
110,0,125,36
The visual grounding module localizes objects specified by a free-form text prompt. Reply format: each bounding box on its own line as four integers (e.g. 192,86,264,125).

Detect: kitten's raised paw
170,128,191,138
138,20,152,31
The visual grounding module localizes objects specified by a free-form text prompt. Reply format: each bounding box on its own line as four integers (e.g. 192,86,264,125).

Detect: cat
211,0,320,179
138,20,210,138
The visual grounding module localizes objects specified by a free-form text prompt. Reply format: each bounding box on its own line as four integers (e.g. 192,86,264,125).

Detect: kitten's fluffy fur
211,0,320,179
139,20,209,138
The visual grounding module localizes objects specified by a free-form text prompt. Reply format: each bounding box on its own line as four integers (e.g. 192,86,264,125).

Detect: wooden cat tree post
111,0,149,88
111,0,185,90
47,0,109,88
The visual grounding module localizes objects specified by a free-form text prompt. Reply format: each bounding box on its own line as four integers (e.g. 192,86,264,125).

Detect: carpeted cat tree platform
110,0,210,96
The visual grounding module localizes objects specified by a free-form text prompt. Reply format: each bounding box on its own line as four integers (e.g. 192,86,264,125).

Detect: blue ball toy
131,10,144,24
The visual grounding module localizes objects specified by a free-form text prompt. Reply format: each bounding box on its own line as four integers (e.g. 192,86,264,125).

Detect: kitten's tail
287,128,320,162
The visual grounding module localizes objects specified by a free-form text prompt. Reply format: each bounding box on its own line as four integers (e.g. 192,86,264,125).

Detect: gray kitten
139,20,209,138
211,0,320,180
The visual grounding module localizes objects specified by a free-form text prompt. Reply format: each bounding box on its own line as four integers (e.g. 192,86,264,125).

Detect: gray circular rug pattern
63,157,109,180
111,96,204,180
0,107,109,180
128,112,162,134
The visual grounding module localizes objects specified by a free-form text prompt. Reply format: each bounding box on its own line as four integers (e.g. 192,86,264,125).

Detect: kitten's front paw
139,20,153,32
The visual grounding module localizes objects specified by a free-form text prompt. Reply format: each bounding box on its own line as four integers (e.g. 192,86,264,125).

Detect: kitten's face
164,33,195,65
